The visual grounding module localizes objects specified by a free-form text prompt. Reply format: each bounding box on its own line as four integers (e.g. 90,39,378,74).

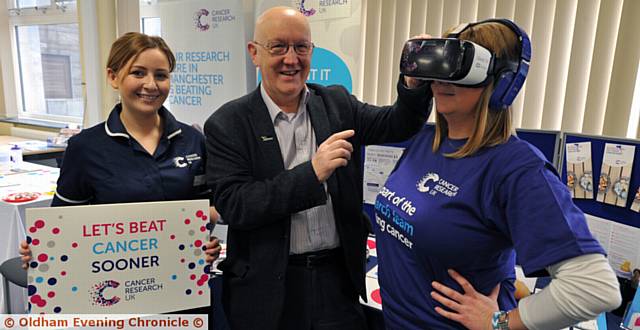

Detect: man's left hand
430,269,500,330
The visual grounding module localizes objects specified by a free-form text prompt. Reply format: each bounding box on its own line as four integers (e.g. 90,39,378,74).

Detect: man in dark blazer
204,6,432,330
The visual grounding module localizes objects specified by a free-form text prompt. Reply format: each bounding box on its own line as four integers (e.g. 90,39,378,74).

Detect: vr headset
400,18,531,110
400,38,498,86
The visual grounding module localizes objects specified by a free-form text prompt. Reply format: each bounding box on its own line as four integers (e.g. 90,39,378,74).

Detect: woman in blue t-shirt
373,19,621,329
18,32,221,312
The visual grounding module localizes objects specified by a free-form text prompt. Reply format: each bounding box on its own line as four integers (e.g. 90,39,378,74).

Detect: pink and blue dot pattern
174,209,211,297
27,218,72,313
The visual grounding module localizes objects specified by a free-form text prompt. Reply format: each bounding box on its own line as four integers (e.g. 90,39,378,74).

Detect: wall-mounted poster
26,200,211,314
565,142,594,199
141,0,249,127
597,143,635,207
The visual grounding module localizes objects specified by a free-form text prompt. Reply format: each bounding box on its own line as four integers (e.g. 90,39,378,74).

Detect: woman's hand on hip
431,269,500,330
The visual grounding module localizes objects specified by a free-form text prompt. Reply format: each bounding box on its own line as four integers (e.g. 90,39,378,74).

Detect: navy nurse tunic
53,104,210,206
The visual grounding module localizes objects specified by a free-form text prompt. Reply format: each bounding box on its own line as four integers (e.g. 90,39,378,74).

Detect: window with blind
358,0,640,139
41,54,73,99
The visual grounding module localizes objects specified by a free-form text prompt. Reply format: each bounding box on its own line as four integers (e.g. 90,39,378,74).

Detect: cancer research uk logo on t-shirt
416,172,460,197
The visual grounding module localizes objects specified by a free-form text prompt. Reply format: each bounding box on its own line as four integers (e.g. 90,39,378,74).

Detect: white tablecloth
0,163,58,313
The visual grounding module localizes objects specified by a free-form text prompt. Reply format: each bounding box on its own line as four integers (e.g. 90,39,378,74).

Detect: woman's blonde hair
433,22,521,158
106,32,176,78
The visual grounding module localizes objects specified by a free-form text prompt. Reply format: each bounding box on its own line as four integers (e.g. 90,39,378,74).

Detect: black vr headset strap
446,23,470,39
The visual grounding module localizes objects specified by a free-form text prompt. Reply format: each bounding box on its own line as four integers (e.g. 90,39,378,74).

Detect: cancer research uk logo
194,8,236,31
173,153,201,168
89,280,121,307
416,172,459,197
296,0,317,16
416,173,439,192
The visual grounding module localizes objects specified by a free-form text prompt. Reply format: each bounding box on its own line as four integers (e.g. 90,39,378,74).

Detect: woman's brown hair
106,32,176,77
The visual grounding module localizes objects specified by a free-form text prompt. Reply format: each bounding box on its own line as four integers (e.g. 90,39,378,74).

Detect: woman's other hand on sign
19,240,32,269
205,206,222,263
205,237,221,263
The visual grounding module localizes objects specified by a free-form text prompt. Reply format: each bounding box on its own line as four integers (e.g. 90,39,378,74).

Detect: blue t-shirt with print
373,126,604,330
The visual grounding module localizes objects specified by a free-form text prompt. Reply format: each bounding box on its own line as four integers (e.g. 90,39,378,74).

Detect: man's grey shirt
261,84,340,254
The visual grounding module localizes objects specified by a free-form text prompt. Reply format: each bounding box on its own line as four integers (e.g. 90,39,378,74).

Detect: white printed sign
363,145,405,205
26,200,211,314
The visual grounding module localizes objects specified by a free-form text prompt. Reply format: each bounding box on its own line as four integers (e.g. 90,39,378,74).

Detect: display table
0,136,65,166
0,162,58,313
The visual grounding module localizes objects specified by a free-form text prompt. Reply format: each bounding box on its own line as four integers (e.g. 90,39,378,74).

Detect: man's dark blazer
204,79,431,329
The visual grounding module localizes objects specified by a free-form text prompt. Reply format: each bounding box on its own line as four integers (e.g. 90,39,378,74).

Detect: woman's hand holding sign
19,240,31,269
205,206,222,264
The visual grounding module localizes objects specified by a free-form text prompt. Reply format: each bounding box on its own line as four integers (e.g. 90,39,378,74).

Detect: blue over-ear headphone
447,18,531,110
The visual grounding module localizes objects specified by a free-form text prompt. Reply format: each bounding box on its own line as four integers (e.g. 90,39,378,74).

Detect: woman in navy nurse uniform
19,32,221,310
373,20,621,329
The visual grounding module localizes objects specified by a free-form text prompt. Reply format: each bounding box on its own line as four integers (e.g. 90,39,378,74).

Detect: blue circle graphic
308,47,352,92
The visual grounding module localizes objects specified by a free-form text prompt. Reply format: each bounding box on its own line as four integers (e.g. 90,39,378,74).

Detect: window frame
1,1,83,125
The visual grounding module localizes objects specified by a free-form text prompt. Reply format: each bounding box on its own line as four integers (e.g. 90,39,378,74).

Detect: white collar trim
167,129,182,139
104,121,130,139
